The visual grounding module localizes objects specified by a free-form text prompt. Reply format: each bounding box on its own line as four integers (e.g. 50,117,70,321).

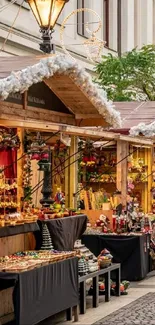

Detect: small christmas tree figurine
41,223,53,250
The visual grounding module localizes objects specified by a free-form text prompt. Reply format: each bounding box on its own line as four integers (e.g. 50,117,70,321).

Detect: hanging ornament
60,8,105,63
84,28,106,62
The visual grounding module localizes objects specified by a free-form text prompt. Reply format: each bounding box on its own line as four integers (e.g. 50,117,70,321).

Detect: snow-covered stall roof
0,54,121,128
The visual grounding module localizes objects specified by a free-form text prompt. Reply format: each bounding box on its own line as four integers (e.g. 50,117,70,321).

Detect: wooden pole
65,157,69,208
147,147,152,213
116,140,128,207
69,136,78,209
17,128,24,211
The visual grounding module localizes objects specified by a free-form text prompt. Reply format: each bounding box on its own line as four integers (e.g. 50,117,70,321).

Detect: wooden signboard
5,82,73,115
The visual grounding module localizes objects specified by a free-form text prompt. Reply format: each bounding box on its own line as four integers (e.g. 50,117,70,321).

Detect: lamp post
27,0,69,53
26,0,69,207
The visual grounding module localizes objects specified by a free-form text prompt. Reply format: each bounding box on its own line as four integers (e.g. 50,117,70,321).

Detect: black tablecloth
82,234,150,281
0,257,78,325
0,222,39,238
36,215,87,251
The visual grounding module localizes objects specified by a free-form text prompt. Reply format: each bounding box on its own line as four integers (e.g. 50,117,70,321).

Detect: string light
60,8,105,63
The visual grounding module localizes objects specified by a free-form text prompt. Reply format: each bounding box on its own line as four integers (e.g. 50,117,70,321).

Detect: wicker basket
98,258,112,269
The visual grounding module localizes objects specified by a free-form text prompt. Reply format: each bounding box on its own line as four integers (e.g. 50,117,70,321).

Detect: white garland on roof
0,54,121,128
130,121,155,137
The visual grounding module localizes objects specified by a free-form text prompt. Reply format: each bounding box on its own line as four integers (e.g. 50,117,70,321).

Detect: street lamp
27,0,69,53
26,0,69,207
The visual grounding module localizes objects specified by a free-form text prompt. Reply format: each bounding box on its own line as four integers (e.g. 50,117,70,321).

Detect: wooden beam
23,91,27,110
75,114,106,119
0,118,153,145
76,118,108,127
0,101,75,125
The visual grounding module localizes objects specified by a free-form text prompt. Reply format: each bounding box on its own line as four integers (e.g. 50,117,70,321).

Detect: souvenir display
0,211,38,227
75,240,99,275
89,280,130,296
38,204,81,220
0,250,76,273
0,128,20,150
98,249,113,268
41,224,54,250
0,172,18,213
95,214,111,233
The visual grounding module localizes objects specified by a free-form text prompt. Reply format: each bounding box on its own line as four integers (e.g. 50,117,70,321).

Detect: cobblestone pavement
94,292,155,325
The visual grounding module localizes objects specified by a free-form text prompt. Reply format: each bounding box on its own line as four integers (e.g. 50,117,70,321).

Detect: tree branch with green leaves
95,45,155,102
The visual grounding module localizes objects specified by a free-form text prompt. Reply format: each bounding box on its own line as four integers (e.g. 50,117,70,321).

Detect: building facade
0,0,154,72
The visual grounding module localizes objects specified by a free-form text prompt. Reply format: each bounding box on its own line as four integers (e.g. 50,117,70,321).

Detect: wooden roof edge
0,118,153,146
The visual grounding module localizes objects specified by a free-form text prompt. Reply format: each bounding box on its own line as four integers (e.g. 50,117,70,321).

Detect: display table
79,263,120,314
0,222,39,238
0,257,78,325
36,215,87,251
82,234,150,281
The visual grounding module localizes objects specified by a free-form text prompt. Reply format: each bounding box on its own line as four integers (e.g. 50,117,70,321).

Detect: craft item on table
78,257,88,276
98,249,113,268
88,260,99,272
0,250,76,272
84,227,102,235
95,214,110,233
41,223,54,250
54,188,65,207
74,240,98,269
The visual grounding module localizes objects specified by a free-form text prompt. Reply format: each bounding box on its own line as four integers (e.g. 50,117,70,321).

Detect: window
104,0,121,53
103,0,109,48
77,0,90,38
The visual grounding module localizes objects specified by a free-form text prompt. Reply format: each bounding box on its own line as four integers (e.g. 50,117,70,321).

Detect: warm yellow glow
27,0,68,29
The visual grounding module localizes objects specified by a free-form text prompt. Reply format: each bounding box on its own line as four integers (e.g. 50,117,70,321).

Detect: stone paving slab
93,293,155,325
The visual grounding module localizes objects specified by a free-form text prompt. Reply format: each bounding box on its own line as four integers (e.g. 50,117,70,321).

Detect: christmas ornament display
0,128,20,150
23,154,33,204
41,224,54,250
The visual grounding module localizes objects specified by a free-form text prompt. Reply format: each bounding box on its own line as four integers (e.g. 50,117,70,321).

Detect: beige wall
0,0,155,72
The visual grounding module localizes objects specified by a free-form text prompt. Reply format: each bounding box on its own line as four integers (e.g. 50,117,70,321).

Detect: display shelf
82,181,116,184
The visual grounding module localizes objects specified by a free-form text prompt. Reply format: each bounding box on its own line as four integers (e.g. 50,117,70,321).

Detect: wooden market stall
111,101,155,214
0,56,154,323
0,54,122,323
